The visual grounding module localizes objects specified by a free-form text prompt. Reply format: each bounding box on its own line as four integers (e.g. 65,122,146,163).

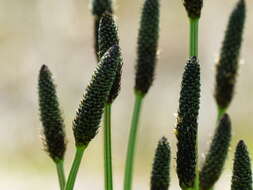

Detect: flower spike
135,0,160,95
38,65,66,162
73,45,120,147
91,0,113,61
231,140,252,190
176,56,200,189
200,114,232,190
183,0,203,19
151,137,171,190
214,0,246,111
98,13,122,103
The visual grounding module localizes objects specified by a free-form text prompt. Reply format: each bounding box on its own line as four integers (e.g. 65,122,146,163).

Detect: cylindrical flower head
151,137,171,190
38,65,66,162
94,17,101,61
200,114,232,190
176,56,200,188
98,14,119,58
98,13,122,103
91,0,113,17
73,45,119,147
91,0,113,61
231,140,252,190
135,0,160,95
214,0,246,110
183,0,203,19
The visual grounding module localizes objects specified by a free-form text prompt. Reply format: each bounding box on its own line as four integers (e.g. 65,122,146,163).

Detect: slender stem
104,104,114,190
56,160,66,190
190,18,199,57
189,18,200,190
217,107,226,122
124,92,144,190
194,170,200,190
65,146,86,190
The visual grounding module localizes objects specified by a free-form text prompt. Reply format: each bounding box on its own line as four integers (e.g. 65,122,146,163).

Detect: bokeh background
0,0,252,189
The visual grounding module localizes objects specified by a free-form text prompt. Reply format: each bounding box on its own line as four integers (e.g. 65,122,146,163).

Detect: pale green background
0,0,252,189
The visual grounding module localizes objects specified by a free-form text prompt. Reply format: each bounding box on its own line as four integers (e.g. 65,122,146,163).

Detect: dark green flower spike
99,13,122,103
98,13,119,58
214,0,246,111
91,0,113,61
73,45,120,147
38,65,66,162
200,114,232,190
176,56,200,189
183,0,203,19
231,140,252,190
91,0,113,17
135,0,160,96
94,17,101,61
151,137,171,190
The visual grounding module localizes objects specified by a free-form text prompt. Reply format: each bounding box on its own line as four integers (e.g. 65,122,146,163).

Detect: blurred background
0,0,252,189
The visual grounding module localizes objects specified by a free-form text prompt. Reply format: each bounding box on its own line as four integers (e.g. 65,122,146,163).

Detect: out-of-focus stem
56,160,66,190
104,104,114,190
65,146,86,190
124,92,144,190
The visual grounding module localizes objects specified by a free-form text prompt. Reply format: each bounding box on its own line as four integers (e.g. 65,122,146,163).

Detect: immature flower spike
214,0,246,110
183,0,203,19
73,45,119,147
151,137,171,190
231,140,252,190
99,13,122,103
91,0,113,17
135,0,160,95
200,114,232,190
98,14,119,57
91,0,113,61
38,65,66,162
176,56,200,188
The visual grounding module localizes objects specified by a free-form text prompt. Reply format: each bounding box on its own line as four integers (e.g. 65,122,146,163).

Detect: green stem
189,17,200,190
190,18,199,57
217,107,226,122
184,173,199,190
104,104,114,190
65,146,86,190
124,92,144,190
194,170,200,190
56,160,66,190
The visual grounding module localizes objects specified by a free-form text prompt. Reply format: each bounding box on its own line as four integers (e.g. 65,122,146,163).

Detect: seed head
94,17,101,61
135,0,160,95
214,0,246,110
98,13,122,103
98,13,119,58
231,140,252,190
91,0,113,17
91,0,113,61
151,137,171,190
176,56,200,188
73,45,120,147
183,0,203,19
38,65,66,162
200,114,232,190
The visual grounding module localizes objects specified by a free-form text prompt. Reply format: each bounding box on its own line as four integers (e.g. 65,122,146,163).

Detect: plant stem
104,103,114,190
217,107,226,122
190,18,199,57
194,170,200,190
56,160,66,190
65,146,86,190
189,18,200,190
124,92,144,190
